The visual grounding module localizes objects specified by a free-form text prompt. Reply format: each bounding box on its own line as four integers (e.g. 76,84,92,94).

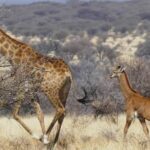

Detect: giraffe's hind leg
45,97,65,137
48,115,65,150
50,76,71,149
45,77,71,147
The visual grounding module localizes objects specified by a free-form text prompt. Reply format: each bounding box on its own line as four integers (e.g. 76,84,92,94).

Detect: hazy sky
0,0,130,5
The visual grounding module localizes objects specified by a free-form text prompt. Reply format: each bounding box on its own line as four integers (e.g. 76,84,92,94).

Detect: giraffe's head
110,65,126,78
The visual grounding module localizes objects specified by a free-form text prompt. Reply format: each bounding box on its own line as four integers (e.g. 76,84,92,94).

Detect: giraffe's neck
0,29,26,65
118,71,136,99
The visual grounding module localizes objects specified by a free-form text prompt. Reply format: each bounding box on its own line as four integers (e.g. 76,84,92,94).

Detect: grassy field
0,114,150,150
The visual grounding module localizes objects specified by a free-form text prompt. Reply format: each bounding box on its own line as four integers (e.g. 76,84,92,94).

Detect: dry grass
0,114,150,150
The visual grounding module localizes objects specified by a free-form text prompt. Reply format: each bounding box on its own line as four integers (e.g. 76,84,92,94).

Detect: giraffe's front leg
13,89,39,139
13,100,33,135
33,100,49,144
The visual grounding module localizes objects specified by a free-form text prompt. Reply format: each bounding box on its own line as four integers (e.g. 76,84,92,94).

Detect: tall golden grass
0,114,149,150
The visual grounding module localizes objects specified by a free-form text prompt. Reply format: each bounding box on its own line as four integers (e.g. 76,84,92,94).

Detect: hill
0,0,150,36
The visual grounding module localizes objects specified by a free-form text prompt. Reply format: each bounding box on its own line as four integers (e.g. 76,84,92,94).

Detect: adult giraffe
0,28,72,147
110,65,150,139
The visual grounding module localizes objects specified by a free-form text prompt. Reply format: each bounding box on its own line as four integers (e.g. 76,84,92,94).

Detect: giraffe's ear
121,66,126,72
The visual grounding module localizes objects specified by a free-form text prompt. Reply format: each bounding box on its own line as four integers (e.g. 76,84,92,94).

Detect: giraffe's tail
68,70,87,103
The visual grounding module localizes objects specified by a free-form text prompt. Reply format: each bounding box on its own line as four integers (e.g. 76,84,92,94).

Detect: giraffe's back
0,32,72,88
13,43,71,77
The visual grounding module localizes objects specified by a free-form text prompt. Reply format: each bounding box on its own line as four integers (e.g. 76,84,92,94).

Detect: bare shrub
92,100,119,124
0,63,43,114
77,87,119,124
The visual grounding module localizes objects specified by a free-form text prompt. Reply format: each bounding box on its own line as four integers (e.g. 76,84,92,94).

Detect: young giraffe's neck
118,71,136,99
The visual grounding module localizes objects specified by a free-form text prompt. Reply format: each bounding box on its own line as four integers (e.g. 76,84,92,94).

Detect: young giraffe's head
110,65,126,78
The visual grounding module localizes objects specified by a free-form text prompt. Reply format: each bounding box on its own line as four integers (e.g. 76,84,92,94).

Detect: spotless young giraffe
110,65,150,139
0,28,72,147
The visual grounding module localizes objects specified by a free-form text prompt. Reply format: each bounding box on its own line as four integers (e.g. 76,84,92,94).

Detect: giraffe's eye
117,65,121,69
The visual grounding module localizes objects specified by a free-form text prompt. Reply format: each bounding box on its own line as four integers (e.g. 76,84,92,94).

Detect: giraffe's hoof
42,134,50,144
32,133,42,140
49,142,55,150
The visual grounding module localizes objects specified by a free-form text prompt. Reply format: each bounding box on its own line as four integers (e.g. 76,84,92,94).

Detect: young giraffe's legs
124,116,133,139
138,117,149,139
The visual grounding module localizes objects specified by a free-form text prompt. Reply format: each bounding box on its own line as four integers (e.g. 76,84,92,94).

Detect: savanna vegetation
0,0,150,149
